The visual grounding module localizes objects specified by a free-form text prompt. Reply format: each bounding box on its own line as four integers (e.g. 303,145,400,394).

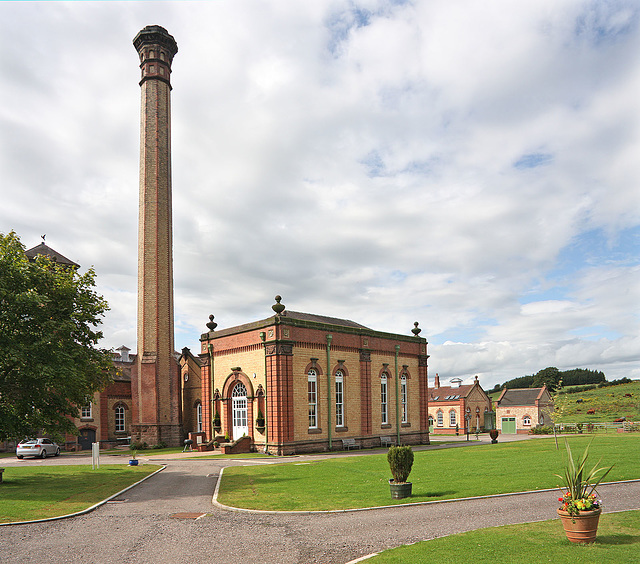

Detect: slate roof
429,384,474,402
497,387,546,407
283,310,369,329
24,242,79,268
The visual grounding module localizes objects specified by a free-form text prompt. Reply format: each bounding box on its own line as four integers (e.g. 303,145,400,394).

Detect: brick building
185,297,430,455
427,374,493,434
495,386,553,433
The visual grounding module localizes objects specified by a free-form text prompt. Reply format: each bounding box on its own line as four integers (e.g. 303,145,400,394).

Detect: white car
16,438,61,459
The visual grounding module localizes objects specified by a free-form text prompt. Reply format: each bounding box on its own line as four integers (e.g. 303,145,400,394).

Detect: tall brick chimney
131,25,182,447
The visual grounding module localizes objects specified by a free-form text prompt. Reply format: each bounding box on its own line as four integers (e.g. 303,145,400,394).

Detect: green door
428,417,434,434
501,417,516,434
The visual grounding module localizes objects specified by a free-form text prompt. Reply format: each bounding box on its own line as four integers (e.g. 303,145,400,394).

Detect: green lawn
217,434,640,511
368,510,640,563
0,464,160,523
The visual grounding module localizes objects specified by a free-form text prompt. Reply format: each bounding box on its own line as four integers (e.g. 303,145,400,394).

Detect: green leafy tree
0,231,113,440
532,366,561,392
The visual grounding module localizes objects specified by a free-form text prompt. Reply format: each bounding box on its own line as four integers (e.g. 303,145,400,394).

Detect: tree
0,231,113,440
532,366,561,392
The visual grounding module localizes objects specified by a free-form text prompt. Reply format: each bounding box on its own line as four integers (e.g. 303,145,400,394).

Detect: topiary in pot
387,445,414,499
213,410,221,432
489,429,499,443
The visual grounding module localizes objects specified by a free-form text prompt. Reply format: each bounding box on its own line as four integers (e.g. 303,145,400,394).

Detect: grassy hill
552,380,640,423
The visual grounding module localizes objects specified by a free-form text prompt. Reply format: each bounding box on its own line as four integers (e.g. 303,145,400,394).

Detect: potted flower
387,445,414,499
129,449,139,466
489,429,499,444
555,438,613,543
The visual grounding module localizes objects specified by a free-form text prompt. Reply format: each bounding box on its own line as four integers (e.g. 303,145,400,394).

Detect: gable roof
497,387,547,407
25,242,79,268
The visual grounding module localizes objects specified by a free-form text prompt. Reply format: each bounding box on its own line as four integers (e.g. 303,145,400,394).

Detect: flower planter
128,459,139,466
389,480,412,499
557,508,601,543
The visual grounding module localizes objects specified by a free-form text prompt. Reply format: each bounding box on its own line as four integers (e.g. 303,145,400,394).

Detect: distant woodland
487,367,609,394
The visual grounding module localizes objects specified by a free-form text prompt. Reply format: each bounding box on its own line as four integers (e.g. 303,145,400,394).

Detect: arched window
335,370,344,427
436,410,444,427
308,369,318,429
115,405,125,432
523,415,531,426
449,410,456,427
401,375,408,423
381,373,388,424
197,402,203,432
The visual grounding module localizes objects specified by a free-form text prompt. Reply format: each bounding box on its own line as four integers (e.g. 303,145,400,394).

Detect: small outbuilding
495,386,554,434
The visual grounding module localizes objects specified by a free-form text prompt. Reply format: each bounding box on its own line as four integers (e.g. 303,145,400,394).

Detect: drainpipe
259,331,268,453
395,345,400,446
208,344,214,441
326,334,333,450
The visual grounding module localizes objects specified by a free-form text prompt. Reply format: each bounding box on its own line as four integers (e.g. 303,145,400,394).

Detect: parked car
16,438,60,459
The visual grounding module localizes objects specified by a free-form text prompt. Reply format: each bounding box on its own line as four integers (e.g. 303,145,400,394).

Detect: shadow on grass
404,490,458,503
596,534,639,545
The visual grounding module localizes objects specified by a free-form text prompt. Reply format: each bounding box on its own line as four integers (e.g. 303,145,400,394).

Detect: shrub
528,425,554,435
387,445,414,483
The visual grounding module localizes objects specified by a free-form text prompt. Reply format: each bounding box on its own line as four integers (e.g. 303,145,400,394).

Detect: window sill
335,426,348,433
401,423,411,428
308,428,323,434
380,424,392,429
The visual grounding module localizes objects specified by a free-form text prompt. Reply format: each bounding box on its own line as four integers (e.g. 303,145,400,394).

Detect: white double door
232,382,249,439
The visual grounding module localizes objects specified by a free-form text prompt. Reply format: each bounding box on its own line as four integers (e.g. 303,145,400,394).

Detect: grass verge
218,434,640,511
0,464,160,523
368,509,640,563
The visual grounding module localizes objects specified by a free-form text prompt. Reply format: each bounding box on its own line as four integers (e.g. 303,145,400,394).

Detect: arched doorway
232,382,248,439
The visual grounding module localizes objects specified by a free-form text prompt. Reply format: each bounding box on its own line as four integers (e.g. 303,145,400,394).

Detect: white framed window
335,370,344,427
81,404,92,419
381,374,388,424
540,413,545,425
401,375,407,423
308,369,318,428
523,415,531,426
115,405,125,432
437,410,443,426
449,410,456,427
197,403,203,432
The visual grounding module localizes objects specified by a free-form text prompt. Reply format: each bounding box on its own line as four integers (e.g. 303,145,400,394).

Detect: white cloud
1,0,638,391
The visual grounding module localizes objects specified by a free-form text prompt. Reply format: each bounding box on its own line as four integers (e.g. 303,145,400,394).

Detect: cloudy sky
1,0,638,389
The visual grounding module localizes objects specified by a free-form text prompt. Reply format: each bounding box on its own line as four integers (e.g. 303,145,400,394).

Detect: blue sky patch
513,152,554,170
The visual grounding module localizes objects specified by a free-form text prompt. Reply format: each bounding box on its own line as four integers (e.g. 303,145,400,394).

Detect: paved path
1,444,639,563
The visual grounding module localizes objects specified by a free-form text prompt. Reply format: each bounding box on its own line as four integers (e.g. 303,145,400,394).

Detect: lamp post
465,407,471,441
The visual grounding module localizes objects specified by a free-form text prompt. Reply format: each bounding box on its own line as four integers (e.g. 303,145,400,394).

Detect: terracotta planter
389,480,412,499
557,508,601,543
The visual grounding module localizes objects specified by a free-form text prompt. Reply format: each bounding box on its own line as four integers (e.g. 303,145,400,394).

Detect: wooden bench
342,438,361,450
380,436,395,447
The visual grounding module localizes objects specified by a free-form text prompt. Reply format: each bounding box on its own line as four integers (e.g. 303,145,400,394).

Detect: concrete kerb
0,465,166,527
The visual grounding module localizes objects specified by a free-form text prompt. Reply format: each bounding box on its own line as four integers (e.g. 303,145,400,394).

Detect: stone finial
206,314,217,331
411,321,421,336
272,295,285,315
